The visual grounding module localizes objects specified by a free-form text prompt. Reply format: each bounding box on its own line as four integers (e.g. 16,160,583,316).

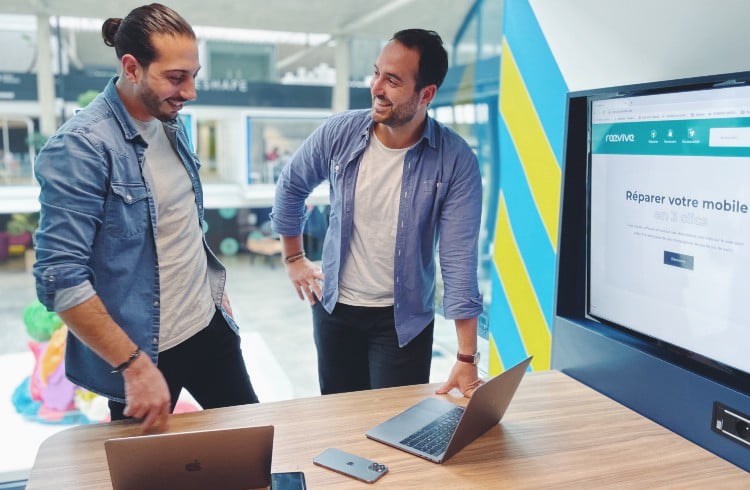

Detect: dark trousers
109,309,259,420
312,301,433,395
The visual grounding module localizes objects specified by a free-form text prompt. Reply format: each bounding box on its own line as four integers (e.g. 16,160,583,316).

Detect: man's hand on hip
122,354,171,433
221,291,234,319
285,258,324,304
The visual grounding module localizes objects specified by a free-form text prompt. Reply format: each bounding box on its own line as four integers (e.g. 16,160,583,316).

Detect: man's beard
139,83,184,122
371,92,420,128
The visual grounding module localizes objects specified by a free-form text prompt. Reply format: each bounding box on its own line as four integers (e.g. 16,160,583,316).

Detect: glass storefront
0,115,36,186
246,116,326,184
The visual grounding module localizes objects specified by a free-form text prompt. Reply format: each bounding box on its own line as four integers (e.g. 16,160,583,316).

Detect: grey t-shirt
54,117,215,352
135,117,215,351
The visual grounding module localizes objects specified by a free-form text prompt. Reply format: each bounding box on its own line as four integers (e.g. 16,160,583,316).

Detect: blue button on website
664,251,694,270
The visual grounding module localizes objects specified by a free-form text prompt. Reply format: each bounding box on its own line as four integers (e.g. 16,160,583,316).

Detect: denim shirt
272,109,483,346
33,77,234,402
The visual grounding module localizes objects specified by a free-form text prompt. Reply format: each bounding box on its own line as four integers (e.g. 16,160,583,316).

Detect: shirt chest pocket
104,182,150,238
424,178,448,204
407,179,448,229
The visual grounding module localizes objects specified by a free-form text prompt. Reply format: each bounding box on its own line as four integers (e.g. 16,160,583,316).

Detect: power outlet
712,402,750,448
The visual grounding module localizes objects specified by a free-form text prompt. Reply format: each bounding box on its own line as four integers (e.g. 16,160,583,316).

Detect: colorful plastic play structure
12,300,108,424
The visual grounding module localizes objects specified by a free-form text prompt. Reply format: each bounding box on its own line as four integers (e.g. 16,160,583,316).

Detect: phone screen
270,471,306,490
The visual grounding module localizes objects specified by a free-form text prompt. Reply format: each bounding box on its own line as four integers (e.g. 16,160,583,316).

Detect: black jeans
109,309,259,420
312,301,433,395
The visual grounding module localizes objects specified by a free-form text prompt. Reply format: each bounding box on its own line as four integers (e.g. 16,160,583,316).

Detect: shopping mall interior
3,0,750,486
0,0,498,484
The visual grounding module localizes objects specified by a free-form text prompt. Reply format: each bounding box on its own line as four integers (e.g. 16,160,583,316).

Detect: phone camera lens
736,421,750,440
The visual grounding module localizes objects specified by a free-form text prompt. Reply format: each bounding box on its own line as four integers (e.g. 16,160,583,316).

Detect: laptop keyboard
400,406,464,456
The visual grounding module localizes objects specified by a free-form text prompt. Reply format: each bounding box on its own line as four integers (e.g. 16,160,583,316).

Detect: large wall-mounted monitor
588,82,750,380
553,71,750,471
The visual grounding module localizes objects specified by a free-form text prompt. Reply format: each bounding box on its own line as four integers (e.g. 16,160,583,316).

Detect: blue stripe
489,266,528,367
502,0,568,165
499,121,556,329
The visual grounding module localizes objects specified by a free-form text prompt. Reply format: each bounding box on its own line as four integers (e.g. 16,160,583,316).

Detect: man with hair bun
33,3,258,432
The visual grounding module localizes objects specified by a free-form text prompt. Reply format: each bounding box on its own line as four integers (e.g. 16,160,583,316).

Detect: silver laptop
366,356,532,463
105,425,274,490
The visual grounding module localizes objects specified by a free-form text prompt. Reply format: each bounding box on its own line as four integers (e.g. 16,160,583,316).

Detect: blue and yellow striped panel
489,0,568,374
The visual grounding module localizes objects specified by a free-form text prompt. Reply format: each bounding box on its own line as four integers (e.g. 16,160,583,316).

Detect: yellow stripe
500,39,561,251
488,333,504,375
494,192,551,370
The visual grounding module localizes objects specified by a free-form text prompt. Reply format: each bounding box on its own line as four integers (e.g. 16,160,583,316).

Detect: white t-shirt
338,132,413,306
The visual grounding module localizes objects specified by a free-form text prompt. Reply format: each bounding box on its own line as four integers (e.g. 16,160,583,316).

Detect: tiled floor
0,254,465,481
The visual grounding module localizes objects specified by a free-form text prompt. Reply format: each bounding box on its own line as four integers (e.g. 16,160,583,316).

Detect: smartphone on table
270,471,306,489
313,447,388,483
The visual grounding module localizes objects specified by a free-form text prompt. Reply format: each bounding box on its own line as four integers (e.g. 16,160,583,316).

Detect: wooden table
27,371,748,488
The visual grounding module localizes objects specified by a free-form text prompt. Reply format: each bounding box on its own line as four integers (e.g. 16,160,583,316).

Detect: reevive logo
605,133,636,143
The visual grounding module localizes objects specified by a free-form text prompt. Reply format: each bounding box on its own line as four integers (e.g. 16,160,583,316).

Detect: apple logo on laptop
185,459,202,472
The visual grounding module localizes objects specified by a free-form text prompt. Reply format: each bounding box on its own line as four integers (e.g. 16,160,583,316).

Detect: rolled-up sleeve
54,281,96,312
271,122,330,236
33,131,107,311
439,150,484,320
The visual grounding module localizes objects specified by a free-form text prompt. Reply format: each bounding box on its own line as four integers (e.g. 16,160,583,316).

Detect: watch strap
457,351,479,364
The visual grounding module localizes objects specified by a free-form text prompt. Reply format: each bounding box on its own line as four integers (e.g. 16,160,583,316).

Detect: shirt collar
422,114,438,149
361,111,438,149
102,76,142,143
103,76,182,144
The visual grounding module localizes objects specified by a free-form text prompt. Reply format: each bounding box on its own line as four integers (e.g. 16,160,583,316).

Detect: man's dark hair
101,3,195,67
391,29,448,90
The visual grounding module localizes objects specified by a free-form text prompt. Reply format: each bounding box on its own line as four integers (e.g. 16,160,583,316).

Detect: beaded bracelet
111,348,142,374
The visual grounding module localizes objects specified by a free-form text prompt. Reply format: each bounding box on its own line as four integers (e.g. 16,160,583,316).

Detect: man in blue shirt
33,4,257,432
272,29,484,397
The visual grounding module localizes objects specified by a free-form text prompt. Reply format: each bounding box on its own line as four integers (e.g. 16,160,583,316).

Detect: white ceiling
0,0,476,40
0,0,479,77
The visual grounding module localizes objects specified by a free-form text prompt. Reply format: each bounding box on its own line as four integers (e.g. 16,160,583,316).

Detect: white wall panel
531,0,750,91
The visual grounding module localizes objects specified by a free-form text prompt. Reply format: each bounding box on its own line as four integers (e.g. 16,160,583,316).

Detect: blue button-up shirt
272,109,483,346
33,77,234,402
